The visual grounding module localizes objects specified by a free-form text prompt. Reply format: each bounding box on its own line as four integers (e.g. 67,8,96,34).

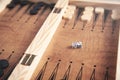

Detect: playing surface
0,4,51,79
33,8,119,80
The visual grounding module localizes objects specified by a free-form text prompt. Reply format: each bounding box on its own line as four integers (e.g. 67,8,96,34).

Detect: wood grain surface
32,7,119,80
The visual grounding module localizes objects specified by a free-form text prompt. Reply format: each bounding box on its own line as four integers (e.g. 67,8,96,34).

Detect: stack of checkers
111,8,120,20
0,0,12,13
0,59,9,77
81,6,94,22
63,5,76,20
95,7,104,14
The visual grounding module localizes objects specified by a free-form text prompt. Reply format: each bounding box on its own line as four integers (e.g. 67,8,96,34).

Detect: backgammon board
0,0,120,80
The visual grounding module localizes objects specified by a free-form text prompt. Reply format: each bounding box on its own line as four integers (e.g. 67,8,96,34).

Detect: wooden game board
0,0,120,80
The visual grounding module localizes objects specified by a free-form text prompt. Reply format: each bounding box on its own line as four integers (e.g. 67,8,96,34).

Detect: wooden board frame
0,0,12,13
116,24,120,80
